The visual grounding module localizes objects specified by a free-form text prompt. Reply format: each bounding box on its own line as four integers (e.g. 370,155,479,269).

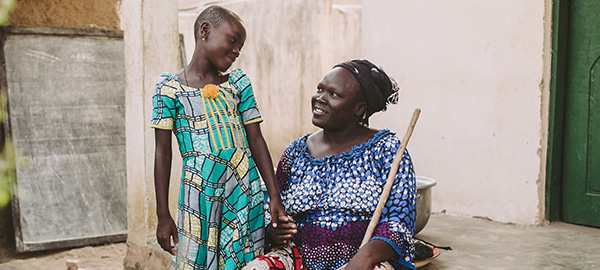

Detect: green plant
0,0,16,25
0,0,16,207
0,93,15,208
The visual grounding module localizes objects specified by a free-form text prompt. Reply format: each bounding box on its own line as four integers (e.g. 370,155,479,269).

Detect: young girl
150,5,286,270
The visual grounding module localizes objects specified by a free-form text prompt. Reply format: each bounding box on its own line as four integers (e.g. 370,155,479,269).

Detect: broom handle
359,108,421,248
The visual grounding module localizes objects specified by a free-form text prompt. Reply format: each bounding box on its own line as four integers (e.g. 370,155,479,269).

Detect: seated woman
248,59,416,270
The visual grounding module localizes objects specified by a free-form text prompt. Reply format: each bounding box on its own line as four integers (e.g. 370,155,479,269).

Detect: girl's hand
156,215,178,255
268,196,287,229
266,215,297,246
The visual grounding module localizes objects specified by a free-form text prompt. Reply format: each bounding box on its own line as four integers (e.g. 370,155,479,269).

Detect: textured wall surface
179,0,362,161
363,0,549,225
2,27,127,251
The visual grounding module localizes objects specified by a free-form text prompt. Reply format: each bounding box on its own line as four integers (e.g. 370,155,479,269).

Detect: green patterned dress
150,69,265,269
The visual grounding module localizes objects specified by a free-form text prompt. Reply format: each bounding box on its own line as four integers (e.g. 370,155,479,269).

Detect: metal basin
415,176,437,234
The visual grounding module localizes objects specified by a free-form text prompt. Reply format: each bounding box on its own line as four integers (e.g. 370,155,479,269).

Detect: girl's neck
184,55,227,87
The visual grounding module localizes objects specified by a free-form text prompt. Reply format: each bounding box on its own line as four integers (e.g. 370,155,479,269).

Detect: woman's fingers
277,214,294,223
267,215,298,245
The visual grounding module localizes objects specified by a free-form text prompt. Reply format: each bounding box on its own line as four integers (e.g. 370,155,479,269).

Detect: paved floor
416,214,600,270
1,214,599,269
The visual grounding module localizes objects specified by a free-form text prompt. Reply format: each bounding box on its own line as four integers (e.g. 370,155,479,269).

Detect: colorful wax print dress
274,130,416,270
150,69,265,270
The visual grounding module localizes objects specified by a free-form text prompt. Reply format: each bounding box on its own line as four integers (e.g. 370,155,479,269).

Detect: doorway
547,0,600,227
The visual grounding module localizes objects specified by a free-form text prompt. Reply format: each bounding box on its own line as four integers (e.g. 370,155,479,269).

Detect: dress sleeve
230,69,263,125
149,73,178,130
275,143,296,192
370,137,417,269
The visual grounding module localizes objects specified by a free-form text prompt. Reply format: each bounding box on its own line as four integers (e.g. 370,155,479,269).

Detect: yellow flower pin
202,84,219,98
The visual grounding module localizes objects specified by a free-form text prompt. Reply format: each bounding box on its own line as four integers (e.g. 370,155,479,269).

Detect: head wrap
333,59,399,125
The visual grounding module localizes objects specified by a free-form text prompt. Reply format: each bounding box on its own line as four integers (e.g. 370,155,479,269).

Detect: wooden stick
359,108,421,248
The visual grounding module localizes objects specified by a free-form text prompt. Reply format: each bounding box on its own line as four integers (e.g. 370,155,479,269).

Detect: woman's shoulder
374,129,400,144
282,134,311,157
290,133,311,150
354,129,398,151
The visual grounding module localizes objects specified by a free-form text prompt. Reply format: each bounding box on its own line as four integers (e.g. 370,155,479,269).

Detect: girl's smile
202,17,246,72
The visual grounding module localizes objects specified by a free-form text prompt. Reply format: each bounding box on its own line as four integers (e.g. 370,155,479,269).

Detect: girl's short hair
194,5,243,41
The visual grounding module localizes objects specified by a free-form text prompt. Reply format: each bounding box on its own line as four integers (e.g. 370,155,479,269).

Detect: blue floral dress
274,129,416,270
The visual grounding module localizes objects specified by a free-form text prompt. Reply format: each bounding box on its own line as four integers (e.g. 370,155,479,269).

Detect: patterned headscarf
333,59,399,125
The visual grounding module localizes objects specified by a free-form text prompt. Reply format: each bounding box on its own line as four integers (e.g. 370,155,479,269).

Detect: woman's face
312,67,365,130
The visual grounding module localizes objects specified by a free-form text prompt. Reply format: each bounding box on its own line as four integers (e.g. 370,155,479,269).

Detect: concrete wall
178,0,362,161
123,0,182,253
363,0,551,225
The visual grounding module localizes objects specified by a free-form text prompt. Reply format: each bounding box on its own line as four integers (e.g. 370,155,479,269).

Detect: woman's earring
202,37,206,41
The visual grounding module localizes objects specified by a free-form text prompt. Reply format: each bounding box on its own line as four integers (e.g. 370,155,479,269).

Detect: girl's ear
200,21,211,40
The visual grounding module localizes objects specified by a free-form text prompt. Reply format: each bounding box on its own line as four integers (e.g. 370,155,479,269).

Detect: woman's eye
331,92,338,97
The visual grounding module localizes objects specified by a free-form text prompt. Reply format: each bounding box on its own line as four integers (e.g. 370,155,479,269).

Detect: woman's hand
344,239,397,270
156,215,178,255
266,215,297,246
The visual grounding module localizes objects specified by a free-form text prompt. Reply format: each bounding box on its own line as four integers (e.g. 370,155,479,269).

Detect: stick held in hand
359,108,421,248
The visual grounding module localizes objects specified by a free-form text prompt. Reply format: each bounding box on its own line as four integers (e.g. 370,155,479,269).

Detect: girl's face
203,17,246,72
311,67,366,130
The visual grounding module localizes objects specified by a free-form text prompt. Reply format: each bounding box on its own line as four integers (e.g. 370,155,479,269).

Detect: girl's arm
154,128,178,255
244,122,287,226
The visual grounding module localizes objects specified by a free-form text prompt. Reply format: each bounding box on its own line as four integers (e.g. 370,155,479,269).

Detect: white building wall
363,0,549,225
178,0,362,160
173,0,550,225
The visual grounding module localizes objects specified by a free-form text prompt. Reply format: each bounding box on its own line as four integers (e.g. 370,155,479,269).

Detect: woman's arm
345,239,398,269
244,122,287,226
154,128,178,255
348,142,417,269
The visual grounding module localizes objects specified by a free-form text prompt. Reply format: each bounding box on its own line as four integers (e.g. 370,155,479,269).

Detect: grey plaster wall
1,26,127,252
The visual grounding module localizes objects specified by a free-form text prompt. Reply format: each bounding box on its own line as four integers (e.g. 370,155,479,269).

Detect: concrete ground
416,214,600,270
1,213,599,270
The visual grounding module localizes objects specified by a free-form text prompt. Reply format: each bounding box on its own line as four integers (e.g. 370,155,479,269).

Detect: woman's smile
313,106,326,115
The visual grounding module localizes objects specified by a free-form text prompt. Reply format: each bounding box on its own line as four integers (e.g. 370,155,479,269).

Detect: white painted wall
123,0,181,246
178,0,362,160
173,0,551,225
363,0,549,225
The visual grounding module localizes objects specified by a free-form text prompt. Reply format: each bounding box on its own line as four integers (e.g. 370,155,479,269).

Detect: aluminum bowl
415,176,437,234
